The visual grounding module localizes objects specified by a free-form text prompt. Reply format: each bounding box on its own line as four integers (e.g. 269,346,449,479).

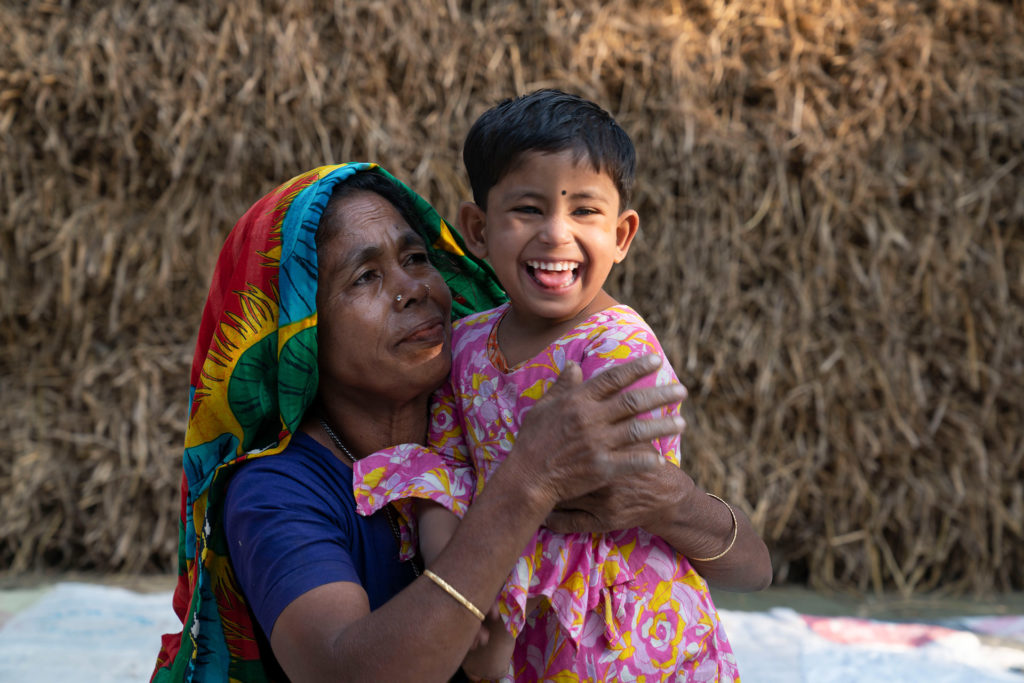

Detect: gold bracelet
422,569,485,621
691,493,738,562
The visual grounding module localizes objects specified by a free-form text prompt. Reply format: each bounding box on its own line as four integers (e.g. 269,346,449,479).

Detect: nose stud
395,285,429,304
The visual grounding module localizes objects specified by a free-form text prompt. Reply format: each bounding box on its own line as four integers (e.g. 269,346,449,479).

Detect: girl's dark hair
463,89,636,210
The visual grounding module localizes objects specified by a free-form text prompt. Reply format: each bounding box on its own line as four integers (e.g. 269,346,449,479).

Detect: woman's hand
544,462,697,534
504,354,688,510
545,463,773,593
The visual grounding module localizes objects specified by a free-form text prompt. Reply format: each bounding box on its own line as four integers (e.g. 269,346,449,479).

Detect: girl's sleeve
578,318,683,467
352,375,478,525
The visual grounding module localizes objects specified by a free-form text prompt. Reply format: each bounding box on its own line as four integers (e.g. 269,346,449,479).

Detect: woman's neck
305,392,431,461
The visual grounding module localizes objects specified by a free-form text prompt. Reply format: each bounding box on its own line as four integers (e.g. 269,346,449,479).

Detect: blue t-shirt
224,431,419,638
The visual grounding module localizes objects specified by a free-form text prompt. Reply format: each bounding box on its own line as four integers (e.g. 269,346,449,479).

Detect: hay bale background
1,0,1021,596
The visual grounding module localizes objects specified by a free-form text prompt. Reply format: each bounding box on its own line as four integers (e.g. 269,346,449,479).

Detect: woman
152,163,770,682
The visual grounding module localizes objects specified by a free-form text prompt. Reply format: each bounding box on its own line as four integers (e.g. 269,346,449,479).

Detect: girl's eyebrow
565,190,609,201
503,188,612,203
502,189,546,202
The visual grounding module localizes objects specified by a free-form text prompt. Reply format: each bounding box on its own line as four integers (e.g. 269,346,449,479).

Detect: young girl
353,91,741,681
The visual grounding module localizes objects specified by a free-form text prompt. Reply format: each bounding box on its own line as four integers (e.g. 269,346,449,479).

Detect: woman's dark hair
315,170,426,250
463,89,636,210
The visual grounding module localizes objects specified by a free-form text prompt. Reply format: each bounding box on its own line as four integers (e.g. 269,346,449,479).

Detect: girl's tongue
528,262,578,289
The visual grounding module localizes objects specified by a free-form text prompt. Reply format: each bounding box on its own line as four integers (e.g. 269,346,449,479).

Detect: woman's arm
550,312,771,592
545,464,772,592
416,500,515,681
269,355,687,682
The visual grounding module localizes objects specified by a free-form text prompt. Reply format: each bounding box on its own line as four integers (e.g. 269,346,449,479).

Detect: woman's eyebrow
332,228,425,275
334,244,382,276
399,228,427,249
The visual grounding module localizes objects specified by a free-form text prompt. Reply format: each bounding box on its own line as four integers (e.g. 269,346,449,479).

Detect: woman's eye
406,252,430,266
353,270,379,285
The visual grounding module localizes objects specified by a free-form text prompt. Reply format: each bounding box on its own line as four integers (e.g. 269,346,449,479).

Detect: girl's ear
613,209,640,263
458,201,489,259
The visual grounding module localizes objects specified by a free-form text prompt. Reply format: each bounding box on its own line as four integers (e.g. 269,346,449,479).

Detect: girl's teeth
526,261,579,288
527,260,575,271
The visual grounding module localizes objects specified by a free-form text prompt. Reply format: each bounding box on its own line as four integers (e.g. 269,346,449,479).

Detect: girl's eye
573,207,599,216
512,205,542,215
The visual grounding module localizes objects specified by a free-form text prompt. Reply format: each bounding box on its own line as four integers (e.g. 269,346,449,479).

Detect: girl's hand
462,604,514,681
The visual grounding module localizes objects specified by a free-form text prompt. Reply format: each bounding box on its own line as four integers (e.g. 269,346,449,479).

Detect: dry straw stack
1,0,1021,596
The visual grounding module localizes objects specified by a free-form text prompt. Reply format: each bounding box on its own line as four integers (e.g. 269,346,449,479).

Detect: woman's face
316,190,452,405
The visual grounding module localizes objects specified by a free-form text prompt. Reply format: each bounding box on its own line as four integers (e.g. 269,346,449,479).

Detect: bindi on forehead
561,190,566,195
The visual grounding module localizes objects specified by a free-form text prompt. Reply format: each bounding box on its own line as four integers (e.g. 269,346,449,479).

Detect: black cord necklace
318,417,421,577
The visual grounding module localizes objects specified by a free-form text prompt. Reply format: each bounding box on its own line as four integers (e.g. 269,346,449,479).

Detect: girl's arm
269,355,686,682
416,499,461,567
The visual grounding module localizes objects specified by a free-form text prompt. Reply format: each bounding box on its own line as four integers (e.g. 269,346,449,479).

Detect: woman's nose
392,275,432,308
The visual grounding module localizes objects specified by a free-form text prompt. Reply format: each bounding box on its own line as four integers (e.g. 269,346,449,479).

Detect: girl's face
460,149,639,332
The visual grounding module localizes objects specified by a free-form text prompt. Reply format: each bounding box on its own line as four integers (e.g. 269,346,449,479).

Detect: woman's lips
400,319,446,345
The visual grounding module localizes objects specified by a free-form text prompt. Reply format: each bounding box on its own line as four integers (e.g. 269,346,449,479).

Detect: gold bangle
422,569,485,621
691,493,738,562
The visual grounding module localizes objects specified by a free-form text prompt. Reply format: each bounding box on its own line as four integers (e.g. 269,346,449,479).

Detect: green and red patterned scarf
152,163,504,682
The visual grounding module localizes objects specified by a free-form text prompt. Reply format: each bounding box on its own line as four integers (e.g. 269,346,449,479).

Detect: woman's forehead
323,192,421,242
319,195,423,269
331,190,405,227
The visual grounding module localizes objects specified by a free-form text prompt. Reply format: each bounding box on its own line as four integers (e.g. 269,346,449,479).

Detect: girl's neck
498,289,619,367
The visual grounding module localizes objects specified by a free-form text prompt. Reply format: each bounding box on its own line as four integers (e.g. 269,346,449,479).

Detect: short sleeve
353,377,477,516
224,460,361,636
578,312,683,466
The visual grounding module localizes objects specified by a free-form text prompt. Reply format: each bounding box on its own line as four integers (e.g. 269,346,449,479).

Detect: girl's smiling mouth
525,259,580,289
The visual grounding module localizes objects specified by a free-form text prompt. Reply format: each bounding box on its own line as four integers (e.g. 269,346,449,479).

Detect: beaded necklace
319,417,422,577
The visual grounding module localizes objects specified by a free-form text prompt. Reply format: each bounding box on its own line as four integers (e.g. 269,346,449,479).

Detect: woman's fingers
607,384,688,425
613,413,687,449
596,444,666,476
510,354,686,505
581,353,663,398
579,355,687,421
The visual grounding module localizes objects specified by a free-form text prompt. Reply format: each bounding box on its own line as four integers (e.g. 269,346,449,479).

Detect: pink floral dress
353,303,739,681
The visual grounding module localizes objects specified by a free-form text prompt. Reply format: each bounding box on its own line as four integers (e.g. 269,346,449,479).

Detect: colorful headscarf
152,163,505,682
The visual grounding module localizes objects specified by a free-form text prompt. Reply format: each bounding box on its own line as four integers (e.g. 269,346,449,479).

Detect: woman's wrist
638,465,695,541
488,449,558,521
641,471,738,561
688,494,739,562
